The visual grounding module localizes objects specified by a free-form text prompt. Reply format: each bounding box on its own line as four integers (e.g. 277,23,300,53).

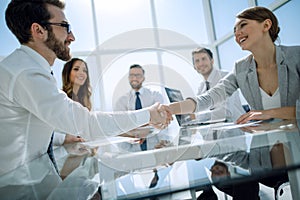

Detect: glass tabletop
91,119,300,200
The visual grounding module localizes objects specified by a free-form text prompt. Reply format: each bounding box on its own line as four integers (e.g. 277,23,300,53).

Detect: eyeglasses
129,74,144,79
42,22,71,34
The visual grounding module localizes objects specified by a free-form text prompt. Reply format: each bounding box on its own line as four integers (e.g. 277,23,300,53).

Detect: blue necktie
135,92,147,150
205,81,210,91
135,91,142,110
47,70,59,174
47,132,59,174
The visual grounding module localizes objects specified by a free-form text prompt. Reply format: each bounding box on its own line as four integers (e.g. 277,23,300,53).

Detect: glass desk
91,119,300,200
5,119,297,199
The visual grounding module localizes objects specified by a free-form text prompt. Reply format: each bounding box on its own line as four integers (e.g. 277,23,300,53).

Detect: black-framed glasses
42,22,71,34
129,74,144,79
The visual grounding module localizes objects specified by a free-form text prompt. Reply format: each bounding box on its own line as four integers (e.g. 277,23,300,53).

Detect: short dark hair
5,0,65,44
192,47,213,60
129,64,145,74
236,6,280,42
211,160,229,171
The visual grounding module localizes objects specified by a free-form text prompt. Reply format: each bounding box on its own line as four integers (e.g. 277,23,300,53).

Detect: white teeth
240,38,246,43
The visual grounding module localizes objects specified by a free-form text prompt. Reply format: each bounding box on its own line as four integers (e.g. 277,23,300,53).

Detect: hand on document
148,102,173,129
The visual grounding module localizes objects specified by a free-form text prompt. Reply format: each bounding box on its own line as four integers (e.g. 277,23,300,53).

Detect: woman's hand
237,107,296,124
236,110,272,124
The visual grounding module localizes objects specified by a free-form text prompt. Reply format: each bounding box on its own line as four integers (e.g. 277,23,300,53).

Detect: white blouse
260,87,281,110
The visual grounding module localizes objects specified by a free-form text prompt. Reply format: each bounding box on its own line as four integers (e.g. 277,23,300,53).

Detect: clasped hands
148,102,173,129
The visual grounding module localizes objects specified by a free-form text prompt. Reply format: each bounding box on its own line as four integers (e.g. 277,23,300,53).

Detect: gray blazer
194,45,300,120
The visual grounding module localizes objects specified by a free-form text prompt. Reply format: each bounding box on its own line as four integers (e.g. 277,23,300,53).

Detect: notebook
164,87,226,127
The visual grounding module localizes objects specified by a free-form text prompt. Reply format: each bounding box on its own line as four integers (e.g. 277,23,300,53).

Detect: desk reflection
3,120,297,199
97,119,300,200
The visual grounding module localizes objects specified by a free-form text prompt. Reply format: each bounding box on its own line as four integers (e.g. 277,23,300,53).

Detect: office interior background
1,0,299,111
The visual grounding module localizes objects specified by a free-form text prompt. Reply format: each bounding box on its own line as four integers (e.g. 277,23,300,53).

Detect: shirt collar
131,87,145,95
207,67,217,82
20,45,52,75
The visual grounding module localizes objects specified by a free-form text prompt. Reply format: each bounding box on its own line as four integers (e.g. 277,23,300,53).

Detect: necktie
135,92,147,150
135,91,142,110
47,70,59,174
47,133,59,174
205,81,210,91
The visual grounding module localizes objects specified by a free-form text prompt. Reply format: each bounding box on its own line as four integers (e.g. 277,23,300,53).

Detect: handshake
147,99,196,129
147,103,173,129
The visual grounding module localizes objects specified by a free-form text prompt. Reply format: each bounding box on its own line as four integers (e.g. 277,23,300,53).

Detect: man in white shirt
0,1,170,199
114,64,165,150
114,64,164,111
192,47,245,122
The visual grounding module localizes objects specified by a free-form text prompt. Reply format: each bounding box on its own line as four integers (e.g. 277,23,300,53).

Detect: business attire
196,68,245,122
192,45,300,118
192,45,299,199
0,45,150,198
114,87,164,151
297,100,300,130
53,132,66,146
114,87,164,111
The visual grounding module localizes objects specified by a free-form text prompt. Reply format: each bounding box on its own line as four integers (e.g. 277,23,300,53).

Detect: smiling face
211,163,230,178
69,60,88,88
234,18,267,51
44,4,75,61
129,67,145,91
193,52,214,79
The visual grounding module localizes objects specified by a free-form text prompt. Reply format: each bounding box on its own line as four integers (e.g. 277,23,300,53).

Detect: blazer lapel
247,59,263,110
276,46,288,107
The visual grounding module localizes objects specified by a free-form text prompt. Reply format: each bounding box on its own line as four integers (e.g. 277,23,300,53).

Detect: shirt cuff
53,132,66,146
134,108,151,126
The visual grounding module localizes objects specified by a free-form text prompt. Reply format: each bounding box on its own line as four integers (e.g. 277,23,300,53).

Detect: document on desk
190,120,262,130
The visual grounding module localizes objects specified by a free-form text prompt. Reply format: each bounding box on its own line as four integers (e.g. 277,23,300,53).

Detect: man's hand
148,103,173,129
63,134,85,144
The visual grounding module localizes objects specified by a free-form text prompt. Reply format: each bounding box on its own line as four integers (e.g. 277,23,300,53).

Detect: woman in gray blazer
168,7,300,125
166,6,299,200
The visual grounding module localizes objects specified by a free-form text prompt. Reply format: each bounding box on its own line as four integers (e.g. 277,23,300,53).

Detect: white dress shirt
114,87,164,111
53,132,66,146
195,68,245,122
0,45,150,187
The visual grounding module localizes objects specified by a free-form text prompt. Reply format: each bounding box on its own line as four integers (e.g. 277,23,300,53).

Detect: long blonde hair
62,58,92,111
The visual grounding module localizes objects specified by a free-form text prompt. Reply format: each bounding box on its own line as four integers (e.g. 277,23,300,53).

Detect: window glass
210,0,248,40
160,50,202,98
217,37,250,72
273,1,300,45
87,51,159,110
65,0,96,51
94,0,152,45
0,0,19,57
256,0,277,7
154,0,207,45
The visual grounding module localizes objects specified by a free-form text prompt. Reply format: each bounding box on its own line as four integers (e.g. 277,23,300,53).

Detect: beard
44,30,71,61
130,81,142,90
